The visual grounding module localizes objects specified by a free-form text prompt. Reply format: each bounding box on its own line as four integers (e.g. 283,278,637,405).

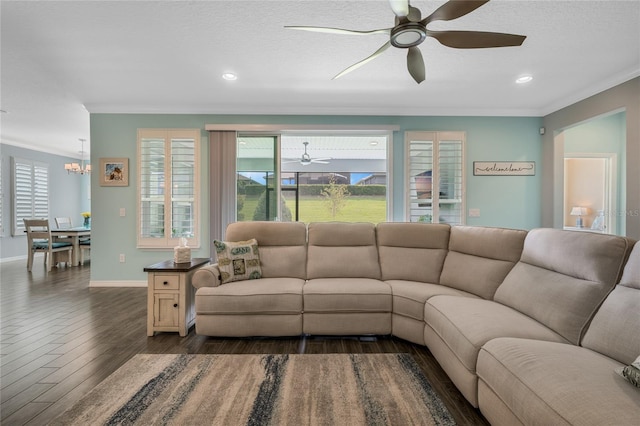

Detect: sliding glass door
236,135,280,221
235,132,390,223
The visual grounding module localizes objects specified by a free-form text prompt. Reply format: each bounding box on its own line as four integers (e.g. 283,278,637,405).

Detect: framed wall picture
99,157,129,186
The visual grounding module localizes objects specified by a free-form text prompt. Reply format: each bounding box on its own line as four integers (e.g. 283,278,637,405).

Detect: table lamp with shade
570,206,588,227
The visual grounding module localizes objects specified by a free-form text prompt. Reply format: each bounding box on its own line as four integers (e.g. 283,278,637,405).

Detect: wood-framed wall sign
99,157,129,186
473,161,535,176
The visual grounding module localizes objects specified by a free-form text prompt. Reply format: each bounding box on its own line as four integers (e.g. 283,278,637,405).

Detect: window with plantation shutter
406,131,465,225
12,157,49,235
137,129,200,248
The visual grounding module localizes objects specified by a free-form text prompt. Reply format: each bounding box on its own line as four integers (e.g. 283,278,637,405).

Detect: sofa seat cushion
477,338,640,426
195,278,304,315
424,296,568,374
388,280,478,321
304,278,391,313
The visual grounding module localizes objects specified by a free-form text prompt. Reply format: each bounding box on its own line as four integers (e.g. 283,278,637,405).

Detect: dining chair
80,240,91,265
23,219,73,272
55,217,73,229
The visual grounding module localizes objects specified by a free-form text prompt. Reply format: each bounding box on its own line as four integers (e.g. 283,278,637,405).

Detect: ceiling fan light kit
286,0,526,84
390,23,426,48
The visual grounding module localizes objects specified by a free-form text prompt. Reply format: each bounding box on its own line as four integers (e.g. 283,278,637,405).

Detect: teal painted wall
90,114,542,282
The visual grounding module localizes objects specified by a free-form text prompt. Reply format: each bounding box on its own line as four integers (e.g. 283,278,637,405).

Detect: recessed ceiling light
370,141,379,146
222,72,237,81
516,75,533,84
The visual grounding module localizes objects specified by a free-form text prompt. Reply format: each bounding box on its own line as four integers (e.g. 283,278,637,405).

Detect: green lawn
238,195,386,223
298,196,386,223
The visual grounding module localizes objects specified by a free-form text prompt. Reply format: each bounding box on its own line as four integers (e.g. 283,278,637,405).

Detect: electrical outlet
119,254,125,263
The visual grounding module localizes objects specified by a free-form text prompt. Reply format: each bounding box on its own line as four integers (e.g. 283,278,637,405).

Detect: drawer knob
173,303,178,308
163,281,168,285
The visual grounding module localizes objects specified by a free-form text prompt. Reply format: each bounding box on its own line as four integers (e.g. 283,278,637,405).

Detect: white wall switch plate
119,208,126,217
469,208,481,217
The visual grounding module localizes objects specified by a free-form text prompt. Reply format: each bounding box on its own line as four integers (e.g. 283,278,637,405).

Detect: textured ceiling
1,0,639,158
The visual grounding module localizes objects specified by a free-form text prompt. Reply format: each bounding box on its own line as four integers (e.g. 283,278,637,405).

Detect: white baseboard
89,280,147,288
0,255,28,263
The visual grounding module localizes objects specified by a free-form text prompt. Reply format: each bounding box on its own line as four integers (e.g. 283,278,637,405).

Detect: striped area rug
51,353,456,426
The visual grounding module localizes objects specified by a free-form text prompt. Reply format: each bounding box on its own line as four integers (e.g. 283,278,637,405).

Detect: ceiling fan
285,0,526,84
284,142,332,166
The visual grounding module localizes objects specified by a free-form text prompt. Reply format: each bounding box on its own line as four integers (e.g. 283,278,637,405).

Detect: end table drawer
153,274,180,290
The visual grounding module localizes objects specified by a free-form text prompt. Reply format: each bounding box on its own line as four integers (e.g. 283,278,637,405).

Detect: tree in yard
322,176,350,219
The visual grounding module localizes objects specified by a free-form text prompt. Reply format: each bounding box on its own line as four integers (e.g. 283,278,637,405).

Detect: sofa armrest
193,264,222,288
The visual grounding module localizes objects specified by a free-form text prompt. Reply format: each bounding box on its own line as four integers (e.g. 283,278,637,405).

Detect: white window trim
137,129,201,249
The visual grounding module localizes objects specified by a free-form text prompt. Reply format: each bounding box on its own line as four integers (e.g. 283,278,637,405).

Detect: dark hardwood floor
0,259,489,426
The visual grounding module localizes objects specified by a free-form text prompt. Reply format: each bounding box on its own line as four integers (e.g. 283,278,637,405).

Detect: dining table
52,227,91,266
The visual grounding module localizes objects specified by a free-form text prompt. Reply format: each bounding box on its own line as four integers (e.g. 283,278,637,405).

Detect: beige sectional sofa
192,221,640,425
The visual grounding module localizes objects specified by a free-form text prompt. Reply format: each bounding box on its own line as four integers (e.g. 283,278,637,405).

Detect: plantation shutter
406,131,465,225
139,135,166,242
12,157,49,235
171,138,196,238
437,138,464,224
137,129,200,248
407,137,434,223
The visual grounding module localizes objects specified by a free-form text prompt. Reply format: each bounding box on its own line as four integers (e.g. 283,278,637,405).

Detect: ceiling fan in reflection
283,142,332,166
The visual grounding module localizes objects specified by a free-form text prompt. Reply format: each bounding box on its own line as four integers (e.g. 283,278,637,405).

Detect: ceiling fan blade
422,0,489,25
407,46,425,84
333,41,392,80
427,30,526,48
388,0,410,17
407,5,422,22
285,26,390,36
311,160,330,164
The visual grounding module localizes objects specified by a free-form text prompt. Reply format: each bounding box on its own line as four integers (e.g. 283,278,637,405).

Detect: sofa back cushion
439,226,527,299
225,221,307,279
376,222,450,283
494,228,632,345
307,222,380,279
581,242,639,364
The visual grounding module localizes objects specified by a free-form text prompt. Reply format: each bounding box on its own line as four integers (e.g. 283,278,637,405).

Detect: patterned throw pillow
616,355,640,388
213,239,262,284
